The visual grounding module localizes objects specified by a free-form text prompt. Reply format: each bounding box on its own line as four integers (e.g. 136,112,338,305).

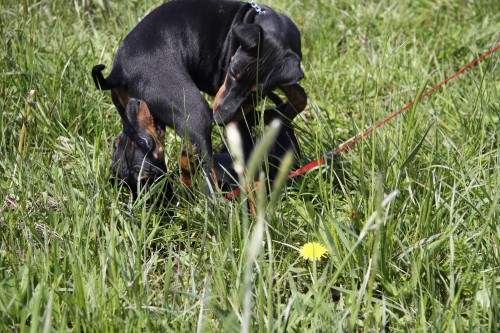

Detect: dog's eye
229,67,241,81
137,137,149,149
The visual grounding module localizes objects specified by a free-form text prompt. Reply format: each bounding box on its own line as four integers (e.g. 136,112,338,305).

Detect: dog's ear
125,98,155,134
233,23,263,52
273,53,304,86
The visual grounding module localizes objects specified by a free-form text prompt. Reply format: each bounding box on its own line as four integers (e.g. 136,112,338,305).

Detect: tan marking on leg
179,146,220,193
180,153,194,188
179,145,199,189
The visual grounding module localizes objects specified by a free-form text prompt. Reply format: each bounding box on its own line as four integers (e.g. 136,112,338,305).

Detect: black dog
92,0,307,193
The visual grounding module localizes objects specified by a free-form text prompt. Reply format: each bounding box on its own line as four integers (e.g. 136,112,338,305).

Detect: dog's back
112,0,244,94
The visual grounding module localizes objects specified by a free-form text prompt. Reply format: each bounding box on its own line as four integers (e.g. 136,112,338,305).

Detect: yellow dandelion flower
299,242,328,261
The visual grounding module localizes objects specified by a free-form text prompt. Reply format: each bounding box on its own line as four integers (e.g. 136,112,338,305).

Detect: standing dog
92,0,307,193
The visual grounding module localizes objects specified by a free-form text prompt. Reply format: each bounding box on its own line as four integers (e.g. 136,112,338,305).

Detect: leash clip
248,1,265,14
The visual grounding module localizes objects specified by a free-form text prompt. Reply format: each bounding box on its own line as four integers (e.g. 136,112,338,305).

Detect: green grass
1,0,499,331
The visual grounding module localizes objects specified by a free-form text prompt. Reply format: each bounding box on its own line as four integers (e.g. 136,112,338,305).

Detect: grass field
1,0,499,331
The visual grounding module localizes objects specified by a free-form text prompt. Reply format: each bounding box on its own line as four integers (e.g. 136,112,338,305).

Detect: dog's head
213,22,304,124
111,98,167,192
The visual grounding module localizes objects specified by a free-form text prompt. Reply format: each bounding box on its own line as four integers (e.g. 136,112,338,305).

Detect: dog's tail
92,64,119,90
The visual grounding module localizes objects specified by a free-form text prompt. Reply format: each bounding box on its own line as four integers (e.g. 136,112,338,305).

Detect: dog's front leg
175,114,218,196
263,83,308,124
140,78,219,196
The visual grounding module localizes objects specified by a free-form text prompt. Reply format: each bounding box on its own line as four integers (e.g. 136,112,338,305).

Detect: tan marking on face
214,75,228,113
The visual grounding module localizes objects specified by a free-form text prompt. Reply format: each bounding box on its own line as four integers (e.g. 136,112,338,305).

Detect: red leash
228,45,499,199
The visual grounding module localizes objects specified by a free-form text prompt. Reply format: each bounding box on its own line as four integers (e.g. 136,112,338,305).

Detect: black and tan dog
92,0,307,193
